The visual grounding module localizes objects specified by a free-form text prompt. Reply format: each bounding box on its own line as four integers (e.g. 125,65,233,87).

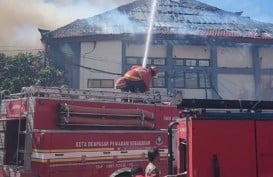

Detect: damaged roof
41,0,273,40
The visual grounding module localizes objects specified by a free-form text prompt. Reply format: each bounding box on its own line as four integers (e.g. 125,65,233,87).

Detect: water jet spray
142,0,157,68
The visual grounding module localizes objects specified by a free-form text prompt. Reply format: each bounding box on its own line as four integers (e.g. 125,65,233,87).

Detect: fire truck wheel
115,172,131,177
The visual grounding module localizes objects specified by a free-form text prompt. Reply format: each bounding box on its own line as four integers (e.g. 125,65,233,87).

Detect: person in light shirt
145,147,161,177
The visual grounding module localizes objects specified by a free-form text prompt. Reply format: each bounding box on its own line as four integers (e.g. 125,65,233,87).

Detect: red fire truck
167,99,273,177
2,86,273,177
0,86,181,177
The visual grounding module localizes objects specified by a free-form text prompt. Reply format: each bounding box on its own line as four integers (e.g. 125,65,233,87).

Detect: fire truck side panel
181,119,257,177
33,98,179,130
31,131,168,177
32,132,52,177
33,99,58,129
256,120,273,177
154,106,180,129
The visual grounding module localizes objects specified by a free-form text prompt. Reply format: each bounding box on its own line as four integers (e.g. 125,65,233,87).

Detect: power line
67,61,123,76
82,56,121,64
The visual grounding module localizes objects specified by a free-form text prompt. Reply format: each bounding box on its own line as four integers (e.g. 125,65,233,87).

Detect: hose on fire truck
56,103,156,129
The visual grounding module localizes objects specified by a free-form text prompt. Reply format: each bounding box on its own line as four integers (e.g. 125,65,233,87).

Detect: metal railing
19,86,168,104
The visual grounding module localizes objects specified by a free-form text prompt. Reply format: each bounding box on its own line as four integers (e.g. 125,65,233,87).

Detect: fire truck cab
0,86,181,177
168,99,273,177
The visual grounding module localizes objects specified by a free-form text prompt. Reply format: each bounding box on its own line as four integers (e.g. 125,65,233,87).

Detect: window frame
153,58,166,65
174,58,210,67
126,56,166,66
173,71,211,89
87,79,114,88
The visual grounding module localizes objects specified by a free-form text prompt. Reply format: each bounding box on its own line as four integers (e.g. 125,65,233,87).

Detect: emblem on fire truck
156,135,163,145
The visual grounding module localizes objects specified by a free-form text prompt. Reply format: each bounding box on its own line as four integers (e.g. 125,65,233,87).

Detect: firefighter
115,65,159,93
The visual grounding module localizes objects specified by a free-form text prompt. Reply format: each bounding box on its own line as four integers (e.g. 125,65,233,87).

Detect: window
88,80,100,88
199,60,210,67
153,72,166,88
101,80,114,88
126,57,139,64
153,58,165,65
175,59,210,67
185,59,197,66
87,79,114,88
174,72,211,89
174,59,184,66
140,58,152,65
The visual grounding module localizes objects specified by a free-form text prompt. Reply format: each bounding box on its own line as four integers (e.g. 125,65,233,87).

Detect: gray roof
43,0,273,40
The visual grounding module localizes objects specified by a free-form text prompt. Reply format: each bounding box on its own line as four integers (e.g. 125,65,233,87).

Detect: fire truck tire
115,172,131,177
109,168,131,177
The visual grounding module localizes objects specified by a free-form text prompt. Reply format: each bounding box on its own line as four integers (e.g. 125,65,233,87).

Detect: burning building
39,0,273,100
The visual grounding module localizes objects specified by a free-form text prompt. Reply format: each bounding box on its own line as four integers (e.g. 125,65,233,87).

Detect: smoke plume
0,0,133,53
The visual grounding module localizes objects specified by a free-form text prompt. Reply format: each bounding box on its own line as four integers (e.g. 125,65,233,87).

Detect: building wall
261,75,273,100
173,45,210,59
216,46,254,100
51,42,81,89
217,74,255,100
126,44,166,58
260,47,273,99
217,47,252,68
75,39,273,100
260,47,273,68
177,89,213,99
80,41,122,91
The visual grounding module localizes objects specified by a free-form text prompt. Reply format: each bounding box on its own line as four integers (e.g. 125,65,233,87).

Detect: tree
0,52,66,93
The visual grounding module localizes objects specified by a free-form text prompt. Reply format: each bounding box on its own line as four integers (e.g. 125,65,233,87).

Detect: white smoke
0,0,134,53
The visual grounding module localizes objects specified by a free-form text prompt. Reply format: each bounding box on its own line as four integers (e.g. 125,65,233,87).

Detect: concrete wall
175,89,213,99
217,74,255,100
260,47,273,68
173,45,210,59
80,41,122,91
76,41,273,100
217,47,252,68
126,44,166,58
260,75,273,100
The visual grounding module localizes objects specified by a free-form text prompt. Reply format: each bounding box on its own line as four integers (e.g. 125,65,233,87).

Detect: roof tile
43,0,273,40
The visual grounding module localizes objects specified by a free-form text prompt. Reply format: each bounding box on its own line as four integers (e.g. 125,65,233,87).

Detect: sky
0,0,272,54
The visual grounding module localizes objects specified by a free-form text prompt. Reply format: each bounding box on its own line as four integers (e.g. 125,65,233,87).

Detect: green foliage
0,52,66,93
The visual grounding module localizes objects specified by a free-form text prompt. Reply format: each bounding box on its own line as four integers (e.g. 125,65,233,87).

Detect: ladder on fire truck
0,90,9,167
0,88,34,172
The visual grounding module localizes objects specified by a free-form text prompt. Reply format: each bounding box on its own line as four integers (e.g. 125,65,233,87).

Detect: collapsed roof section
41,0,273,41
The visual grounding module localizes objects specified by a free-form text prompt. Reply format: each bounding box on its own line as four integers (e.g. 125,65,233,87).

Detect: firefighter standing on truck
115,65,159,93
